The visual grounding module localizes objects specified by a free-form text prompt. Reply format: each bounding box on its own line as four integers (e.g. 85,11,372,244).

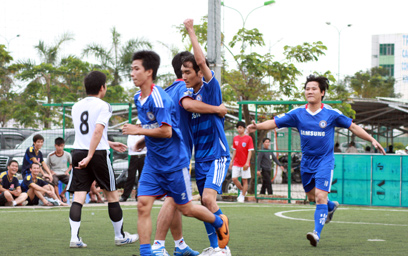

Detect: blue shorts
137,167,192,205
195,156,230,195
301,169,333,193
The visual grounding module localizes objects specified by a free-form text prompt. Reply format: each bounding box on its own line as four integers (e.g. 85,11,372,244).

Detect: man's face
7,162,18,175
263,140,271,149
33,140,44,150
181,62,202,89
55,144,65,154
237,126,245,135
305,81,324,104
131,60,151,88
30,164,41,176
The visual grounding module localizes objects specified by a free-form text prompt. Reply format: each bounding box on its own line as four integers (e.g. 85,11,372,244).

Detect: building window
379,44,394,56
380,64,394,76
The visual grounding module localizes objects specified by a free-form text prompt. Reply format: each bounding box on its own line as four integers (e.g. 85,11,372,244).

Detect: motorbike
278,152,302,184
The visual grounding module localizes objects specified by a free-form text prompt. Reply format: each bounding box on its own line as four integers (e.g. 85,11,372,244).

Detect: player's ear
197,70,203,78
146,68,153,78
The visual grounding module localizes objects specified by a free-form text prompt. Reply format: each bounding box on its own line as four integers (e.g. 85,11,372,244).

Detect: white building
372,33,408,99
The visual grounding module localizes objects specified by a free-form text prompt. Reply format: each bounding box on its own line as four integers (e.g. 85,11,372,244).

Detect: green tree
83,27,152,87
0,45,17,127
345,67,396,98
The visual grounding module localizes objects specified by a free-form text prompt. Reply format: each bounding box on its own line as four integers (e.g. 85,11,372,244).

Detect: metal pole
208,0,222,83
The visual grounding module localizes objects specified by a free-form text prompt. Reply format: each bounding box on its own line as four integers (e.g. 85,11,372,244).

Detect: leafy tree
344,66,397,98
0,45,17,127
82,27,152,86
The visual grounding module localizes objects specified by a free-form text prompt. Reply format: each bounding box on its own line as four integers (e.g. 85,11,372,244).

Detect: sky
1,0,407,89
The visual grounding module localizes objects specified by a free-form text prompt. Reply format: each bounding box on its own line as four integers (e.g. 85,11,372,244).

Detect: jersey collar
175,79,184,82
305,103,324,109
140,84,155,98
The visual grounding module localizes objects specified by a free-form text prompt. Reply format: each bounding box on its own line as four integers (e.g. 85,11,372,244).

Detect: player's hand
243,164,249,171
257,171,261,176
78,156,92,169
134,139,146,152
246,120,257,134
217,103,228,118
122,123,141,135
184,19,194,32
372,140,386,155
110,142,127,153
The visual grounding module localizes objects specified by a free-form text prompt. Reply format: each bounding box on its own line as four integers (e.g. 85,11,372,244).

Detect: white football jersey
72,97,112,150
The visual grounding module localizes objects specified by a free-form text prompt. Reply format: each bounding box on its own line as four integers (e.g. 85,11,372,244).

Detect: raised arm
349,123,386,155
184,19,213,82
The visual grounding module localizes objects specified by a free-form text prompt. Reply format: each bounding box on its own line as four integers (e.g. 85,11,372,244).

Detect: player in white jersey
67,71,138,248
247,75,385,247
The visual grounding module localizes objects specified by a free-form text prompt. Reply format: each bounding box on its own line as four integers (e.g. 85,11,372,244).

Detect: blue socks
314,204,328,238
140,244,151,256
204,208,224,248
327,199,336,212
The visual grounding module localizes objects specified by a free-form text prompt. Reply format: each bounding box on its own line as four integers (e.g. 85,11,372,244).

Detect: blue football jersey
134,84,189,173
164,79,194,160
191,71,230,162
274,104,352,173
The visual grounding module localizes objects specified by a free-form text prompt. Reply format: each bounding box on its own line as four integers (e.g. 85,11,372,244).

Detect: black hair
263,137,271,143
181,55,210,75
172,51,193,79
8,159,19,166
349,141,355,147
84,71,106,95
33,134,44,143
55,137,65,145
236,121,246,128
30,162,40,168
132,50,161,80
335,142,340,147
304,75,329,100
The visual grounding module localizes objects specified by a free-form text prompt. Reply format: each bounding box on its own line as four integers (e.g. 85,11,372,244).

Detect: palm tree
82,27,152,86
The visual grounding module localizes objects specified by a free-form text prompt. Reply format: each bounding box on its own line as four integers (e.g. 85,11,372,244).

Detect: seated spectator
21,134,52,182
46,137,72,203
334,142,341,152
345,141,358,153
365,146,372,153
0,160,28,206
89,181,105,203
388,145,394,154
22,163,67,206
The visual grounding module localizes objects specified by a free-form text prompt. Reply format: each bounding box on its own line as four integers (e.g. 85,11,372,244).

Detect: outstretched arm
247,120,277,134
184,19,213,82
349,123,386,155
122,123,172,139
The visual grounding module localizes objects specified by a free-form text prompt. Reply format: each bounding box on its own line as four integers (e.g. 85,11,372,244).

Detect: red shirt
232,135,254,167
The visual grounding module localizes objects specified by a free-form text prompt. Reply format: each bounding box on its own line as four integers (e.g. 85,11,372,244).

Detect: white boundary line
275,209,408,227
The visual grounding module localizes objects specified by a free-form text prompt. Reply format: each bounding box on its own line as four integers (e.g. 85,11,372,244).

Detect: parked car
0,128,128,172
0,128,38,150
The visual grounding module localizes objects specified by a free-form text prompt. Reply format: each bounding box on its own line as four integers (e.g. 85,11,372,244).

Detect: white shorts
232,166,251,179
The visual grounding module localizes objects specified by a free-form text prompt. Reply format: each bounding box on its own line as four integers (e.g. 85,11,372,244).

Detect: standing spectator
21,134,52,181
46,137,72,203
23,163,67,206
334,142,341,152
120,132,146,202
67,70,138,248
257,138,285,195
229,121,254,203
0,160,28,206
345,141,358,153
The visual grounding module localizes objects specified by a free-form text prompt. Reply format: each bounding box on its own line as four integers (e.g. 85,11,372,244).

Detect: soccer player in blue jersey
247,75,386,247
122,50,229,256
181,19,231,256
152,51,228,256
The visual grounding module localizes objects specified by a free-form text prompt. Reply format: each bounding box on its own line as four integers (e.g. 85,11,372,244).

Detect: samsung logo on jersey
142,122,160,129
301,130,326,137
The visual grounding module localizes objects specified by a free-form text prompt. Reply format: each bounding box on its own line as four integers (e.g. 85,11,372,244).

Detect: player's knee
201,195,216,210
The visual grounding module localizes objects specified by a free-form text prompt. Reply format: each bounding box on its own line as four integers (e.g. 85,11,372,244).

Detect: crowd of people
0,18,395,255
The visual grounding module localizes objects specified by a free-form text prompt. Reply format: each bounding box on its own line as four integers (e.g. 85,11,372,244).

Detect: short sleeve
96,102,112,127
274,110,298,128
